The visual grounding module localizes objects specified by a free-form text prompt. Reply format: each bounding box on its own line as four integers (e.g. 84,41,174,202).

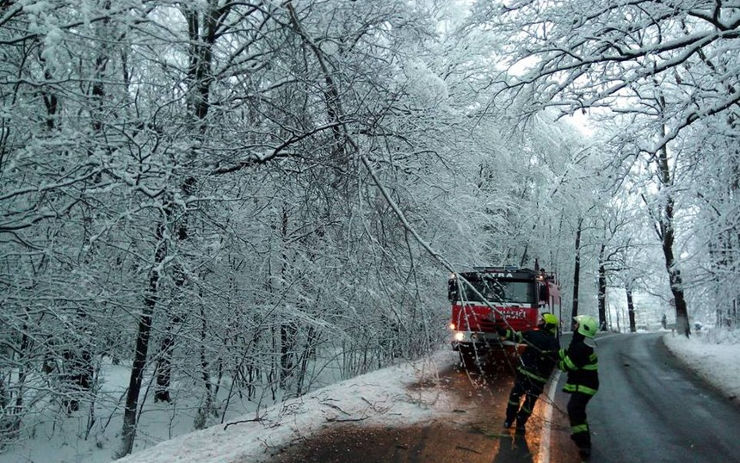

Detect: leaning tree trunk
118,222,167,458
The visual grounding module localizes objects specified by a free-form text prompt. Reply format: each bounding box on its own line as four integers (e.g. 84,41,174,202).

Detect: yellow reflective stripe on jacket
571,423,589,434
563,383,598,395
560,353,577,370
559,349,597,371
579,385,596,395
517,366,547,383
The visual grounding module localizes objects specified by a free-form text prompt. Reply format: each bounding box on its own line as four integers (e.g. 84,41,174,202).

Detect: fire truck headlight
449,323,456,330
454,332,465,342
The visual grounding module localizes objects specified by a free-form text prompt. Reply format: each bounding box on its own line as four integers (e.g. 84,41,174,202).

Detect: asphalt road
267,332,740,463
571,332,740,463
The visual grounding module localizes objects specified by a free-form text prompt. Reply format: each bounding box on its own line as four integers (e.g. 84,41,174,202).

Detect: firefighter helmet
540,312,559,333
574,315,597,338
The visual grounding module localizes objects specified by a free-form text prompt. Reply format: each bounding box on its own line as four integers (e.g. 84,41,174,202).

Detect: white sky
562,110,595,137
110,330,740,463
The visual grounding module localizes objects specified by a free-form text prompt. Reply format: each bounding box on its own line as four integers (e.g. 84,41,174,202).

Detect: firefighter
499,312,560,433
559,314,599,459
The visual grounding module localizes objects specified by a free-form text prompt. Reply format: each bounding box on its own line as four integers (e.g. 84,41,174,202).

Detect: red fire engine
448,266,561,359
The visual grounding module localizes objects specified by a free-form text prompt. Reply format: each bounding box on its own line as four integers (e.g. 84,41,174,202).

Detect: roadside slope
662,331,740,405
117,351,462,463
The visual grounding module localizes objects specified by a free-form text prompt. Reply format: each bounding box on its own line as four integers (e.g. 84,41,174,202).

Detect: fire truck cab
448,266,561,357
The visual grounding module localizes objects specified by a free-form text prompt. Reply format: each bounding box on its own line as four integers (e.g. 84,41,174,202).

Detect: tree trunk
0,375,8,437
3,324,30,439
194,306,213,430
656,120,690,338
118,223,167,458
154,272,184,404
571,218,583,323
61,347,93,413
519,243,529,268
626,288,636,333
150,3,220,405
64,1,111,412
661,215,690,337
295,326,317,396
154,332,174,403
598,243,607,331
280,323,297,390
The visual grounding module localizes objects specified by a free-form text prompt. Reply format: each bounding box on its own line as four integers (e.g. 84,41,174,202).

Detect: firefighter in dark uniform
559,314,599,459
499,312,560,433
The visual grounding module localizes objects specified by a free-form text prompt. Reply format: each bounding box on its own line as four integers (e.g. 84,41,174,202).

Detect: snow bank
663,329,740,403
117,351,460,463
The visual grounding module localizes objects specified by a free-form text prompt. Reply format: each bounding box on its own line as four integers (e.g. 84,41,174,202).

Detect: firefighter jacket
502,329,560,385
558,333,599,396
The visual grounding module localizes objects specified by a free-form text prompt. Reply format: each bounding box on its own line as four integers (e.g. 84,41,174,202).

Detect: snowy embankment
663,329,740,403
118,351,460,463
22,330,734,463
116,330,740,463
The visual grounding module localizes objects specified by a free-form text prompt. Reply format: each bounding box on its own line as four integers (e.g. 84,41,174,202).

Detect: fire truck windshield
459,278,534,304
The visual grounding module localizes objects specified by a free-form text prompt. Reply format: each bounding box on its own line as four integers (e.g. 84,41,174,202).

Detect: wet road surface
584,332,740,463
268,353,579,463
264,333,740,463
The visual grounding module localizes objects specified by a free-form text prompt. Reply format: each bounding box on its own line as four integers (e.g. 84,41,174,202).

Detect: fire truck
448,266,561,359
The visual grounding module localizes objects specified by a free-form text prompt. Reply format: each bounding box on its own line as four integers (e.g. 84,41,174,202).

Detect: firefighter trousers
505,376,544,426
566,391,593,450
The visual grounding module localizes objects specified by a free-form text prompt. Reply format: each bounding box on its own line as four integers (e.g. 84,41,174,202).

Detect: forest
0,0,737,459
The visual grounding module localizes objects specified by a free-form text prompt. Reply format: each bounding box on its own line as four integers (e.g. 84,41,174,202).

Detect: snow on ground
3,330,738,463
115,328,740,463
117,350,462,463
663,328,740,402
